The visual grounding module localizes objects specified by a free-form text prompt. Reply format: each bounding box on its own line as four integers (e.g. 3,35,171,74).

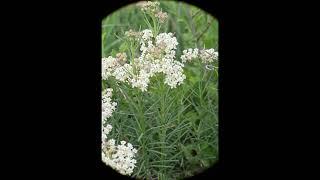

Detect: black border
3,0,311,178
4,0,312,178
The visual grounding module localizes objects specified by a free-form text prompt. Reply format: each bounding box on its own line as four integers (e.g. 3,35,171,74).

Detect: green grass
102,1,218,179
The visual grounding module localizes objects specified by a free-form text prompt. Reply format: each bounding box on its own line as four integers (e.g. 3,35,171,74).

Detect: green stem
137,90,148,176
197,60,205,106
159,79,167,173
151,15,158,37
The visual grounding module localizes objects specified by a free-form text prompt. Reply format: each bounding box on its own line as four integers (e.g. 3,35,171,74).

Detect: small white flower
156,33,178,53
102,88,117,121
181,48,218,64
106,139,116,147
199,48,219,63
102,139,138,176
113,66,130,82
137,1,160,13
132,148,138,154
155,11,168,23
163,60,186,88
102,124,113,136
180,48,199,63
127,143,133,149
130,69,151,92
141,29,153,41
102,56,120,80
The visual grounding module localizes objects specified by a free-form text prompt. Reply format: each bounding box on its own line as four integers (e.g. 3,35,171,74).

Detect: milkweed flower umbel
155,11,168,23
102,88,117,121
181,48,219,64
101,88,138,175
136,1,160,13
137,1,168,24
199,48,219,63
102,29,186,91
102,56,119,80
181,48,199,63
102,140,138,176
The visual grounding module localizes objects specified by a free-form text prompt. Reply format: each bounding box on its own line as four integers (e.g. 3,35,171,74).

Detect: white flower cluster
101,88,116,146
102,124,112,141
101,88,138,176
102,30,186,92
155,33,179,53
102,88,117,121
181,48,199,63
137,1,168,23
181,48,219,63
162,60,186,88
102,56,119,80
136,1,160,13
113,64,133,82
102,140,138,175
199,48,219,63
141,29,153,41
138,31,186,90
155,11,168,23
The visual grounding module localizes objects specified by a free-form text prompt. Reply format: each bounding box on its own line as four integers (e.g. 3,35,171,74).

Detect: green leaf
111,49,117,57
177,18,184,23
119,42,128,52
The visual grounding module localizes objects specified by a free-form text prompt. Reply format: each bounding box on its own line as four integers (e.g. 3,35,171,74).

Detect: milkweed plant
102,1,218,179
